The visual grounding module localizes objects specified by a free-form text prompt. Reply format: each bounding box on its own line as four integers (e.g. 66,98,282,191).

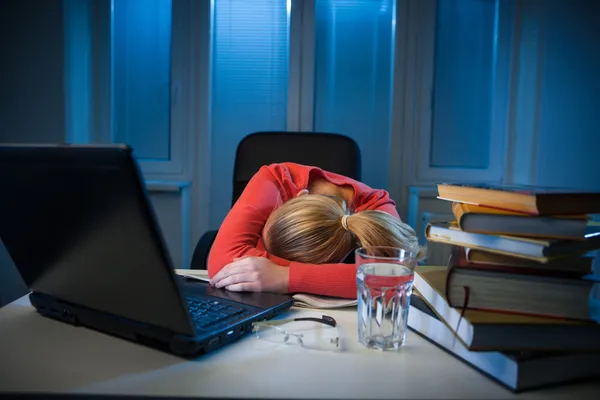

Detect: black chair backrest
232,132,361,206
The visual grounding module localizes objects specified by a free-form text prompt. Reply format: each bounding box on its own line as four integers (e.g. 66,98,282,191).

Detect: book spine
445,247,463,309
451,202,466,229
453,246,588,279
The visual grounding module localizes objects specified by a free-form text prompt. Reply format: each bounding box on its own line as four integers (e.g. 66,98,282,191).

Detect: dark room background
1,0,599,306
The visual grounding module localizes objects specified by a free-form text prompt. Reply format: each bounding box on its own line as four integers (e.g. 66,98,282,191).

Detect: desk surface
1,295,599,399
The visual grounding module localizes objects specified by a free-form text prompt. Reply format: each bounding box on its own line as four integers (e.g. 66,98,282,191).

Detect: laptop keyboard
186,297,246,329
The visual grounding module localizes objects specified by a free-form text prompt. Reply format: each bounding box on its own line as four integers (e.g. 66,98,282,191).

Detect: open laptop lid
0,144,196,335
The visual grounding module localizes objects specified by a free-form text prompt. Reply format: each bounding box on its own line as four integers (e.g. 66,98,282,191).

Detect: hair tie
341,215,350,231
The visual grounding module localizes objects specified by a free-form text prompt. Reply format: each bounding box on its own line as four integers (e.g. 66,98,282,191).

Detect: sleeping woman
208,162,425,299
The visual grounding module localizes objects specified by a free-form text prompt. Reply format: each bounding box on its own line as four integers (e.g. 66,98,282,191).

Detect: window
209,0,291,227
429,0,496,169
415,0,511,182
207,0,396,225
313,0,396,191
110,0,191,179
63,0,191,179
112,0,172,161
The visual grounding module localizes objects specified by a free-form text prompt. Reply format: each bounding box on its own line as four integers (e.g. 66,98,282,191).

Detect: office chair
190,131,362,270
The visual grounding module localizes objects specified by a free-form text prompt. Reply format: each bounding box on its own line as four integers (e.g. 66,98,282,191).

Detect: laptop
0,144,295,357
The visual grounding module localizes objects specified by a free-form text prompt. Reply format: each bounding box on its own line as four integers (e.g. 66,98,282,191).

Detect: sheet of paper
292,294,357,309
175,269,210,283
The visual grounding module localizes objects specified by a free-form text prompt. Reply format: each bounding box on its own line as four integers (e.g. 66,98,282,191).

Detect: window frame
136,0,190,179
410,0,514,184
64,0,194,182
288,0,316,132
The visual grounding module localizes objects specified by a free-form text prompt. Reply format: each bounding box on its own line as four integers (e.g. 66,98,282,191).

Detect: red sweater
207,162,400,299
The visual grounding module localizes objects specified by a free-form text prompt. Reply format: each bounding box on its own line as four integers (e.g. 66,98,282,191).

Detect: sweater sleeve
353,182,400,218
207,166,292,277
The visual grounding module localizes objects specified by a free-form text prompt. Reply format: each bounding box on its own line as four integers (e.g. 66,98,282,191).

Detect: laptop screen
0,145,195,335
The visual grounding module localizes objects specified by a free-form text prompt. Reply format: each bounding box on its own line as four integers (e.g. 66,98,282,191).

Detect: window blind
112,0,172,161
210,0,290,227
313,0,395,191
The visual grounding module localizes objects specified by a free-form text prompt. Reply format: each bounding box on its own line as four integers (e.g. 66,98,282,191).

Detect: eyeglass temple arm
292,315,337,327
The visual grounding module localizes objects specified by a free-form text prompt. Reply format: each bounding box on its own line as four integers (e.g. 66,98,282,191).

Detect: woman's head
262,194,425,264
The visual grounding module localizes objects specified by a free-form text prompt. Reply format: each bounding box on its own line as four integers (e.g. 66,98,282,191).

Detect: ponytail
345,210,426,260
263,194,425,264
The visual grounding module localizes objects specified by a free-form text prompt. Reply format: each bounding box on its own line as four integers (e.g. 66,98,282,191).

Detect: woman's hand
210,256,289,293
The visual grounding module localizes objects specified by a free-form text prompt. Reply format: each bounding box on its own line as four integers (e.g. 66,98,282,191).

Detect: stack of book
409,183,600,392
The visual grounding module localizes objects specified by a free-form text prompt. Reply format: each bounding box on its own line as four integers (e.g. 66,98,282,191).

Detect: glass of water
356,246,417,350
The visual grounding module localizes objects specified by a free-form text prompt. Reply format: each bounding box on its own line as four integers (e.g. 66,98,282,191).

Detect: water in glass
357,262,414,350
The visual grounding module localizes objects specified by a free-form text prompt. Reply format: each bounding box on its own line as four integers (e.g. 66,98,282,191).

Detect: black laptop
0,144,294,357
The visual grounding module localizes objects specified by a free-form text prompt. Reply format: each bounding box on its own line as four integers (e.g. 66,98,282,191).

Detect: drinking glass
356,246,417,350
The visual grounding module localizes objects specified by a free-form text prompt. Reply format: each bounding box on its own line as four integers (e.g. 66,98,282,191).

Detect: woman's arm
207,166,291,276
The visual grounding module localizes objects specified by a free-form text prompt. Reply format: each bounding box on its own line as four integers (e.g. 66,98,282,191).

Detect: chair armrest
189,230,218,270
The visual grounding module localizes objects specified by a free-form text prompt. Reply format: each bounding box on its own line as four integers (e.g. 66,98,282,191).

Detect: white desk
1,295,599,399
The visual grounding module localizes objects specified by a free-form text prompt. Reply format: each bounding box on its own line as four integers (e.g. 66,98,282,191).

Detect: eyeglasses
252,315,340,349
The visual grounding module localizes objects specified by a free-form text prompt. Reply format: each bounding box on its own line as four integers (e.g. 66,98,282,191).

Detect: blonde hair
263,195,426,264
